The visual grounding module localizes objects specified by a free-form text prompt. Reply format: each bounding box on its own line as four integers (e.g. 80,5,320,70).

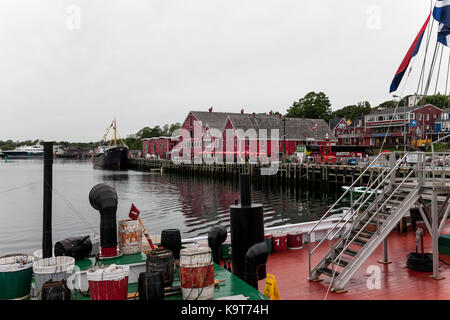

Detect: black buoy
244,241,268,289
208,225,227,265
229,174,264,281
42,142,53,259
160,229,181,259
54,235,92,261
89,183,118,257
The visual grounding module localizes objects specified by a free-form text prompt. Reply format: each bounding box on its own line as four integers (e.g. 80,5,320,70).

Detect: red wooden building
331,104,442,147
142,136,180,159
362,104,442,147
143,109,337,163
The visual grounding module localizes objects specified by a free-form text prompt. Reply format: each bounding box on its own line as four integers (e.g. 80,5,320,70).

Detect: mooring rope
0,181,41,195
47,182,96,233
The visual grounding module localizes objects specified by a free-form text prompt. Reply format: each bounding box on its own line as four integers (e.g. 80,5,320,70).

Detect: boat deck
255,222,450,300
70,260,267,300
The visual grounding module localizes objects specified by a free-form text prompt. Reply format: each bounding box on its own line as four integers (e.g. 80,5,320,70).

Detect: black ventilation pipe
244,241,268,289
42,142,53,259
230,174,264,280
89,183,118,257
208,225,227,264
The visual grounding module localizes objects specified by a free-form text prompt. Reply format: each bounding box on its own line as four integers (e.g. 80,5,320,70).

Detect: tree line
0,122,182,151
2,92,448,151
282,91,450,123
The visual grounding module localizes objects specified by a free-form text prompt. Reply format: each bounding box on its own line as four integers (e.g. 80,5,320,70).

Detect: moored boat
3,145,44,159
341,185,382,197
93,118,128,170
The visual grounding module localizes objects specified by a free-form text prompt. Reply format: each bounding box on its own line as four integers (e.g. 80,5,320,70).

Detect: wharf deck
255,222,450,300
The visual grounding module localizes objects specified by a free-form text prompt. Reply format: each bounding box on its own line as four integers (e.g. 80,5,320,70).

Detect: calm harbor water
0,159,344,256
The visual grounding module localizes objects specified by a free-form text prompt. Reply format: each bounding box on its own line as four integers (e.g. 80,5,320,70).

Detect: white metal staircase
307,152,423,292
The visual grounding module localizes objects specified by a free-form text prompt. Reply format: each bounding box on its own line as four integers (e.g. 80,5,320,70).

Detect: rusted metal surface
119,220,142,255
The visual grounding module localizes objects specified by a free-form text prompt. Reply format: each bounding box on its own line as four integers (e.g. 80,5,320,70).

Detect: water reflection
0,160,343,255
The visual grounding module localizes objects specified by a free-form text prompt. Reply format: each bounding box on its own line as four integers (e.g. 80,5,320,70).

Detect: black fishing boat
94,118,129,170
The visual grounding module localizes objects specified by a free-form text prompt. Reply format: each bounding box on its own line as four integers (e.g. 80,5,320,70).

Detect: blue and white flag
434,0,450,26
438,23,450,46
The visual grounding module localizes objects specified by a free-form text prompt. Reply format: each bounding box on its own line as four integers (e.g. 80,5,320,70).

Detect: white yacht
3,145,44,158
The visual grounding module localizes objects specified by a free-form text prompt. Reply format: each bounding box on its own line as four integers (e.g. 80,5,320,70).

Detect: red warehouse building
142,136,180,159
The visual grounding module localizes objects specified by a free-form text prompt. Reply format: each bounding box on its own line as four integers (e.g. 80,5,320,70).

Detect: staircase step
318,267,339,278
336,247,358,257
362,216,385,225
326,257,349,268
351,229,374,239
385,199,402,205
352,237,367,246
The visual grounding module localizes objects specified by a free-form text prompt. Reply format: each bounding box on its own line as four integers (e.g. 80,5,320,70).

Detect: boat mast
114,117,117,147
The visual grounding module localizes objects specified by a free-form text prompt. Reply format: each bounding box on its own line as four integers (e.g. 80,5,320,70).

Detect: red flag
312,123,317,132
129,203,140,220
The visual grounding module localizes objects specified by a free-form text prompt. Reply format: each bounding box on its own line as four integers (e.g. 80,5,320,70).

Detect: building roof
141,136,180,141
368,104,442,117
225,114,337,141
329,118,345,131
190,111,239,130
368,106,419,116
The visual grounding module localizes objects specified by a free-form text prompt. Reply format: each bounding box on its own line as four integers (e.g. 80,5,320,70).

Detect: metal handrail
431,137,450,191
307,153,385,236
310,164,393,255
333,170,415,268
328,153,409,239
310,153,408,255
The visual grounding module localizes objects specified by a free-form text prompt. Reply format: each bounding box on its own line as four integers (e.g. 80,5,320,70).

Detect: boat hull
2,151,44,159
94,147,128,170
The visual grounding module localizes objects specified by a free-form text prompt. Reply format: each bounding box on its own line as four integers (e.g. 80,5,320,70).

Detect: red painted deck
256,223,450,300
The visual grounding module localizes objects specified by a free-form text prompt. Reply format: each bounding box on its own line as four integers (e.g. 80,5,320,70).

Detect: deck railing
307,152,410,278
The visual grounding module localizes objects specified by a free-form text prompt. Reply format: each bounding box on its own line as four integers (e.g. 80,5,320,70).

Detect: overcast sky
0,0,440,142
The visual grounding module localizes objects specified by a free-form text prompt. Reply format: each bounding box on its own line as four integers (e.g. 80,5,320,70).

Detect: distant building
408,95,420,107
142,108,337,162
142,136,180,159
363,104,442,147
435,108,450,132
222,113,335,161
329,104,442,147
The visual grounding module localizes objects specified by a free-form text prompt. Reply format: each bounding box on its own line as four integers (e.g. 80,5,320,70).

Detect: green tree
376,100,397,109
331,101,371,120
419,93,450,109
286,91,332,121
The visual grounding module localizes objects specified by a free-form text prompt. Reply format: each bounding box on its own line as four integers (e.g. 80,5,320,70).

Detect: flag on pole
438,23,450,46
389,13,431,93
433,0,450,26
129,203,140,220
434,1,450,46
